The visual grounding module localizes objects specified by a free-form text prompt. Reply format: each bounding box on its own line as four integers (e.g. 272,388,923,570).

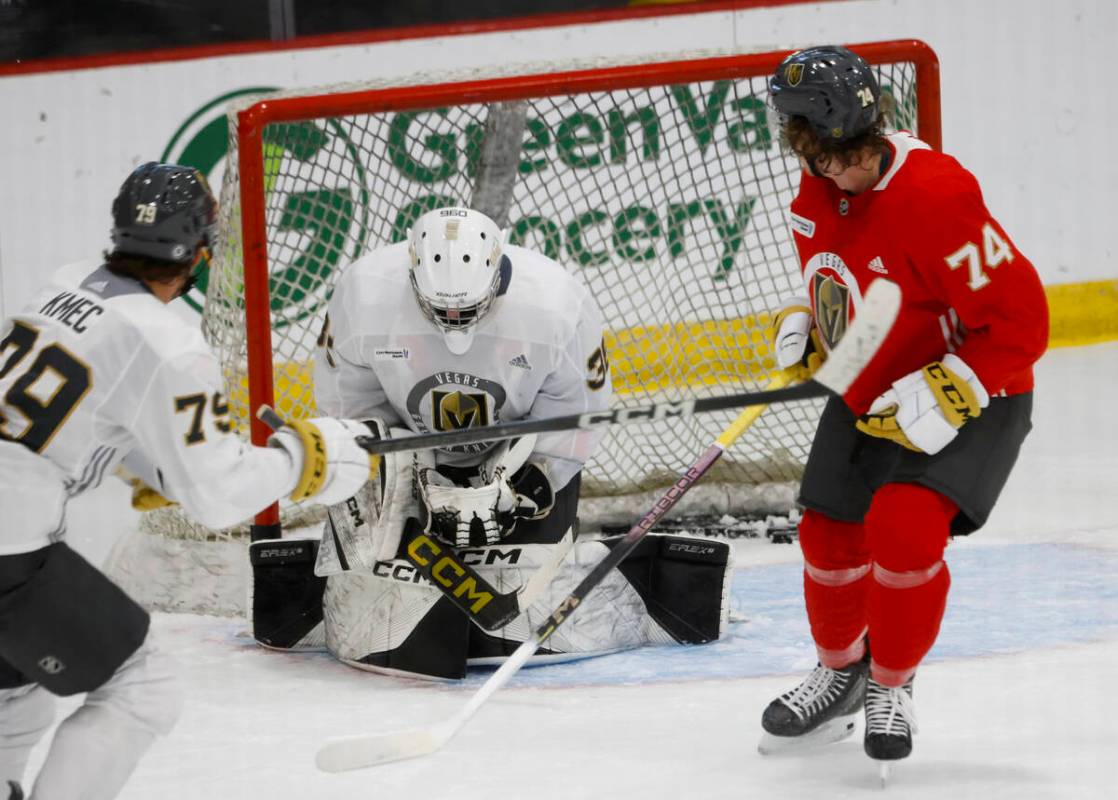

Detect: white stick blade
315,728,446,772
813,279,902,395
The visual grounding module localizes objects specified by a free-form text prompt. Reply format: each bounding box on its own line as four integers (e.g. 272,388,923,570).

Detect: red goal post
224,39,940,536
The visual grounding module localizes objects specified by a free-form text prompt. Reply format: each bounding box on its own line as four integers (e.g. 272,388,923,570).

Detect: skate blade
878,760,891,788
757,714,857,756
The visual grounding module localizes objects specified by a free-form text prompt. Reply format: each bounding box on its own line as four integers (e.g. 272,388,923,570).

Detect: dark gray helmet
769,45,881,141
111,162,217,263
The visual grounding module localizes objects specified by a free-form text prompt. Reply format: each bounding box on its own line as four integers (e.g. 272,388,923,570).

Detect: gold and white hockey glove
855,353,989,455
113,464,176,511
267,417,376,505
768,297,825,379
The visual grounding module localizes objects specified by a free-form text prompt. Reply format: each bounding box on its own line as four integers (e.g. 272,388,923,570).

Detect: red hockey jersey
789,132,1049,414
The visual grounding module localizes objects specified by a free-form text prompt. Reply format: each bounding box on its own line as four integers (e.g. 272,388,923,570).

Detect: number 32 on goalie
944,222,1014,291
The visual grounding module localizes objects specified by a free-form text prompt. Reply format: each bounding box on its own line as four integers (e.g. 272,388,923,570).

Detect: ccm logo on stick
579,400,695,428
406,534,494,613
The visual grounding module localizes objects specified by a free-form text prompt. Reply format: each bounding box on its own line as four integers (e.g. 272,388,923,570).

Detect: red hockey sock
865,483,956,686
799,509,871,669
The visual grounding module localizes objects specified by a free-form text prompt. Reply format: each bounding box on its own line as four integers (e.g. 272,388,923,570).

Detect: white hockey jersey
314,242,611,490
0,261,300,554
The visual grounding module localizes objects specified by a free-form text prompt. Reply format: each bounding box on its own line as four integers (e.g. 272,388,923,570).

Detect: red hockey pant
798,482,956,687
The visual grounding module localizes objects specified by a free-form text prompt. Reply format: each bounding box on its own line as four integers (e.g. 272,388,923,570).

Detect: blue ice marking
458,542,1118,690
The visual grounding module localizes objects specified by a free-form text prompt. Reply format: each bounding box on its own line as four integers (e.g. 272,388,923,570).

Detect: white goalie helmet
408,206,505,355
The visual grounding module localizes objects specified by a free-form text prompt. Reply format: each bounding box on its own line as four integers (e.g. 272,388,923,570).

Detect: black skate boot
6,781,22,800
758,654,869,755
863,676,917,761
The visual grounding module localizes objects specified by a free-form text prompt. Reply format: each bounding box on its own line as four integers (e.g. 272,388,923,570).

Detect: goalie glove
855,353,990,455
769,297,825,377
417,467,521,547
509,461,555,521
417,436,548,547
267,417,376,506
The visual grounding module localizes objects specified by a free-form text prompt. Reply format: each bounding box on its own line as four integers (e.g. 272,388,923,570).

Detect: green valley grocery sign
163,78,914,318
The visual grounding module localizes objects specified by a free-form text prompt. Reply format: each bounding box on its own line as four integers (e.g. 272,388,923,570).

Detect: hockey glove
768,297,825,379
267,417,376,506
113,465,176,511
509,462,555,521
855,353,990,455
130,481,176,511
417,466,521,547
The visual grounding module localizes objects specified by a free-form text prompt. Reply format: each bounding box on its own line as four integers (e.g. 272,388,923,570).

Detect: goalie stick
312,279,902,772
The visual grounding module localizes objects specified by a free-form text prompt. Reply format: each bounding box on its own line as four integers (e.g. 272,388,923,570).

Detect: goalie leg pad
249,538,326,651
323,569,469,680
322,531,732,677
323,535,575,678
0,544,150,696
468,533,732,661
609,534,732,644
315,422,418,575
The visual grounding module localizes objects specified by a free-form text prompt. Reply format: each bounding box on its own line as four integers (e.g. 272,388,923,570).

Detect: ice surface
27,342,1118,799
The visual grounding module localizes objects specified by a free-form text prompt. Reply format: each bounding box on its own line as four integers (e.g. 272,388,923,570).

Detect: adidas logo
867,256,888,275
509,353,532,370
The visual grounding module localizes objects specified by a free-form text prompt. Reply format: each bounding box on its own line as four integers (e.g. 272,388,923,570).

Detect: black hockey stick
339,382,823,457
313,279,902,772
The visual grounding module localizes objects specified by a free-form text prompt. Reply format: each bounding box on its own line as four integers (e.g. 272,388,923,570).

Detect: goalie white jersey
315,241,611,489
0,261,300,554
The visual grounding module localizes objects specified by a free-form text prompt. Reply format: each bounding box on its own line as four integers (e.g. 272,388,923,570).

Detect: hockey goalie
250,206,733,680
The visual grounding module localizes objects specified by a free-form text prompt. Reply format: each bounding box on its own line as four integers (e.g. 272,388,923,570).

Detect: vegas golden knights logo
813,274,850,350
786,63,804,86
433,390,490,431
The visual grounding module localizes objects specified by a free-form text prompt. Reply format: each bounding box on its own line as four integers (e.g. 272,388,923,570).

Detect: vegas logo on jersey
407,372,508,455
433,390,489,431
813,273,850,350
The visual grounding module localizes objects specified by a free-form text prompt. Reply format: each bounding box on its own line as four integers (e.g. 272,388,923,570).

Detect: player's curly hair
104,250,195,286
782,111,890,173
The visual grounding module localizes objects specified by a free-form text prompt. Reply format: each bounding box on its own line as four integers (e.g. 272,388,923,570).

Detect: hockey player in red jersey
758,46,1048,766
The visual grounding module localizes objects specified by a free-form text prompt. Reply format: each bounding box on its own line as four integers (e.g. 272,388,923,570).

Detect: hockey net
108,41,939,614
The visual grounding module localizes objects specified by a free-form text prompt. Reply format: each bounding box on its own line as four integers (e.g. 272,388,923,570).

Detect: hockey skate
758,654,869,755
864,676,917,785
864,677,916,758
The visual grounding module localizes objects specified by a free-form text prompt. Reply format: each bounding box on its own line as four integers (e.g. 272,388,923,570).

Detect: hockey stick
313,279,902,772
395,520,575,631
259,353,857,460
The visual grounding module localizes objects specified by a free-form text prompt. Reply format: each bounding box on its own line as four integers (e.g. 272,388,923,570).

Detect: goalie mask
408,207,504,355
